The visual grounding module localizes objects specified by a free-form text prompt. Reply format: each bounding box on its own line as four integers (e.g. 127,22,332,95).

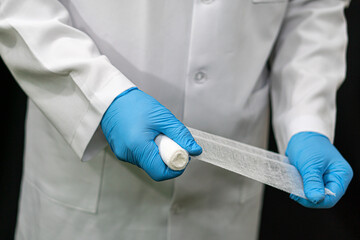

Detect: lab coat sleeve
0,0,135,160
270,0,349,154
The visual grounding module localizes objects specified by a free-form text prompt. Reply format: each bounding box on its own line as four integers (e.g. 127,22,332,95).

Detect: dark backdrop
1,2,359,240
260,1,360,239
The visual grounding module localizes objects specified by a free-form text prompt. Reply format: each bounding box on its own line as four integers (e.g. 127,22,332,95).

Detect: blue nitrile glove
286,132,353,208
101,87,202,181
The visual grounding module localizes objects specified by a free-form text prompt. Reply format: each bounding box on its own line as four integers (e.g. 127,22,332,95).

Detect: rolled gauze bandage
155,134,189,171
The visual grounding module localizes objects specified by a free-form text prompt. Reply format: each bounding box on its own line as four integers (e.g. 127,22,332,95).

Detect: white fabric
16,148,264,240
0,0,348,239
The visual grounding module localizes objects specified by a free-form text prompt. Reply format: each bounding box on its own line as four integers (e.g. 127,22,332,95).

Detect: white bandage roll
155,134,189,171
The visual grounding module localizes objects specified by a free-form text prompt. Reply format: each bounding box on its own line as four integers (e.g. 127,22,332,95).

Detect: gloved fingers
160,124,202,156
290,173,346,208
291,163,353,208
290,194,315,208
325,160,354,192
137,140,185,181
289,193,337,209
321,165,353,202
301,170,326,204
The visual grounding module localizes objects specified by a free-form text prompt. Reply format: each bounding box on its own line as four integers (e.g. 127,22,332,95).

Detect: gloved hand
101,87,202,181
286,132,353,208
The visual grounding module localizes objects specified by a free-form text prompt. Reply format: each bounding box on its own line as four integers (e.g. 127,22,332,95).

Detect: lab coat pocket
23,149,106,214
252,0,287,3
23,102,106,213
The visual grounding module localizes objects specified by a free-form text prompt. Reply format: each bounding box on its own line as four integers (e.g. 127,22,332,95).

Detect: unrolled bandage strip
155,127,335,199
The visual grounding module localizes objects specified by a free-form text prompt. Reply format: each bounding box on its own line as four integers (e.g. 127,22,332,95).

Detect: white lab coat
0,0,348,239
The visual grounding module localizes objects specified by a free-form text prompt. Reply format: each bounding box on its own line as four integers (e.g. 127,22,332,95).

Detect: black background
1,1,359,239
260,1,360,239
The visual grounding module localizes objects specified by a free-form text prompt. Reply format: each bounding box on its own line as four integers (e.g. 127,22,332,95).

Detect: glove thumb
302,170,326,204
161,125,202,156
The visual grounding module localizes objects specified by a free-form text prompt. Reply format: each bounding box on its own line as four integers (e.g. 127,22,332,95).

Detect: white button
201,0,214,4
171,203,183,214
194,71,207,83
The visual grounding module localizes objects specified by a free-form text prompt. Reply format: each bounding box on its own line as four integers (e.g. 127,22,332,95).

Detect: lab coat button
201,0,214,4
171,203,183,214
194,71,207,83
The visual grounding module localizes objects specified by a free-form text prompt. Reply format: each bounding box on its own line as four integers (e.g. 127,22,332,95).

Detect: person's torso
60,0,287,141
21,1,289,239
